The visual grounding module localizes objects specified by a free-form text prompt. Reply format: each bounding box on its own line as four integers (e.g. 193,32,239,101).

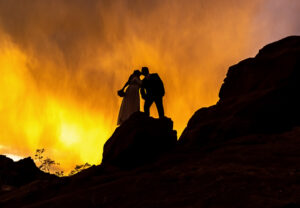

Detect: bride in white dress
117,70,142,125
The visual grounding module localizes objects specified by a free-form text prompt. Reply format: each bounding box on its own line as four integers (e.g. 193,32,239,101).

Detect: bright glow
4,154,23,162
0,44,110,171
60,124,80,146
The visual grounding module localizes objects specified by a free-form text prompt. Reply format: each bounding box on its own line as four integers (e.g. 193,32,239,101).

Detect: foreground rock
0,156,53,189
180,36,300,147
102,112,177,167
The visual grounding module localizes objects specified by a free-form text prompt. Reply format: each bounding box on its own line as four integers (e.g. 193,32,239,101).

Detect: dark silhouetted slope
180,36,300,147
0,155,55,196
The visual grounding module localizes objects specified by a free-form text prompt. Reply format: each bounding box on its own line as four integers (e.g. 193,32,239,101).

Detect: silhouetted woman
117,70,142,125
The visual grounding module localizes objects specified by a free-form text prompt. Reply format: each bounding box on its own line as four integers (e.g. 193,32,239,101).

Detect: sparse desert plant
55,171,64,177
34,148,63,176
34,148,91,177
69,163,91,176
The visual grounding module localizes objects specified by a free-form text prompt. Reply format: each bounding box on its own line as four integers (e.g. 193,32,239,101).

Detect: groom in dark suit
140,67,165,118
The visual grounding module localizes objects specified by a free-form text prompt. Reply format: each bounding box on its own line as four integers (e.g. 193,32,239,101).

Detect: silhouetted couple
117,67,165,125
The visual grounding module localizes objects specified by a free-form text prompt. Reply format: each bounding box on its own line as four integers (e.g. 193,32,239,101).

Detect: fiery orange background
0,0,299,172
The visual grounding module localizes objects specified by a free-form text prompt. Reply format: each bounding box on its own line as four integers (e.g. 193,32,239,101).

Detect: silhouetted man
140,67,165,118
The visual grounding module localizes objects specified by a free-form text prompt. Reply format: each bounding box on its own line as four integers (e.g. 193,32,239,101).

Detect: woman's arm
121,75,133,91
121,81,129,91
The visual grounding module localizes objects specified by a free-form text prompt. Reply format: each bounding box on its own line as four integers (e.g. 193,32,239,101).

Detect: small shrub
34,148,92,177
69,163,91,176
34,148,63,176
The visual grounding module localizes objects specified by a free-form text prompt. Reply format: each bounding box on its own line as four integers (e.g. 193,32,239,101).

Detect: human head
141,67,149,76
133,69,141,77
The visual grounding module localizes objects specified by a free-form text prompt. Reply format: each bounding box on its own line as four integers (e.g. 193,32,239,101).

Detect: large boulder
180,36,300,147
102,112,177,167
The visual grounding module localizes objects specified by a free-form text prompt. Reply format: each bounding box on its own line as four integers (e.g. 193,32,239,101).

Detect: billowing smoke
0,0,299,171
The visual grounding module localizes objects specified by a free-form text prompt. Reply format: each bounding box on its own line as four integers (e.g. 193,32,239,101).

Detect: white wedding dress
117,76,142,125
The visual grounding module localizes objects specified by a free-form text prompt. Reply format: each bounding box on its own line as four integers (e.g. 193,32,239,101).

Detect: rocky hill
0,156,55,195
0,36,300,208
180,36,300,147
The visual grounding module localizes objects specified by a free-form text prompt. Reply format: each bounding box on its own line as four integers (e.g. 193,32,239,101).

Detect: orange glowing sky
0,0,299,172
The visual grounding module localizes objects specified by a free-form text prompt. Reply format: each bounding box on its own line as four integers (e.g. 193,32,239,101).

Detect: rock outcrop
180,36,300,147
102,112,177,167
0,156,53,188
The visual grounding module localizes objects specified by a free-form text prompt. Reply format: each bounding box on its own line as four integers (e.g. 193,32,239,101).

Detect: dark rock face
180,36,300,147
0,155,53,187
102,112,177,167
